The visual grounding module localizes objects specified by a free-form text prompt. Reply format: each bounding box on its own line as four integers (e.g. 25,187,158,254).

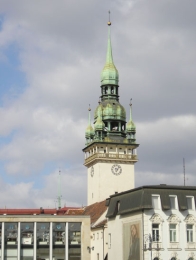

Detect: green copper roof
101,24,119,86
94,100,126,121
85,107,94,138
94,104,105,130
127,101,136,132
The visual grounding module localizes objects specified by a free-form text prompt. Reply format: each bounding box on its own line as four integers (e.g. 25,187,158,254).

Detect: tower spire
101,12,119,86
85,105,94,144
88,104,91,125
129,98,133,121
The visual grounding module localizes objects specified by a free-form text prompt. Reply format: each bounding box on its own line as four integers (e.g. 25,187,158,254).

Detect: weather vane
108,10,111,26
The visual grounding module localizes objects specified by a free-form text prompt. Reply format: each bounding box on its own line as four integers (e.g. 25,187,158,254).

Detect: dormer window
152,195,160,210
169,196,177,210
187,196,194,210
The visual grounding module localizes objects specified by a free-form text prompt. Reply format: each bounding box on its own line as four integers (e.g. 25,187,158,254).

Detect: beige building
0,210,90,260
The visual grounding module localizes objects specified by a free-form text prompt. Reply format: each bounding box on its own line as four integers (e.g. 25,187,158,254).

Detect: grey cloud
0,0,195,206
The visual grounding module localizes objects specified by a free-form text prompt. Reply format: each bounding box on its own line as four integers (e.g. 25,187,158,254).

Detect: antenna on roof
57,168,62,209
183,158,185,186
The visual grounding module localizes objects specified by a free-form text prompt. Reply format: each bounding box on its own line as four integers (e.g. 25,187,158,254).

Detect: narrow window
108,233,111,249
152,224,159,241
187,197,194,210
187,224,193,242
169,224,177,242
152,195,160,209
170,196,177,209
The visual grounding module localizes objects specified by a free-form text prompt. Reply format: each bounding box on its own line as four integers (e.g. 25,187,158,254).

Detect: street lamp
87,246,94,253
143,234,161,260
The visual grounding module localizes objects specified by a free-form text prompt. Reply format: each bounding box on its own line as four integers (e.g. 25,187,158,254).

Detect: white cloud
0,0,196,207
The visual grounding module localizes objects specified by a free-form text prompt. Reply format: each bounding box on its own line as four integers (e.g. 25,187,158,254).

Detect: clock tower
83,20,139,205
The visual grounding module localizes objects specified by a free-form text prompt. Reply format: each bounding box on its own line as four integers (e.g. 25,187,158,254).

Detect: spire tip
108,10,111,26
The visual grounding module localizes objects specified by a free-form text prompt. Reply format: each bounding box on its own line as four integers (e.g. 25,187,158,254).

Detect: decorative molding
153,251,161,259
188,252,195,258
167,214,181,223
171,251,178,259
184,214,196,224
150,213,164,223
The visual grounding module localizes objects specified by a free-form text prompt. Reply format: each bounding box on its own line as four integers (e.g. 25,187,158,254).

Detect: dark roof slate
106,185,196,218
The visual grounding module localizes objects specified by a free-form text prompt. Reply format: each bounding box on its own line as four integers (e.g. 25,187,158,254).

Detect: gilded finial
108,11,111,26
129,98,132,107
88,104,91,111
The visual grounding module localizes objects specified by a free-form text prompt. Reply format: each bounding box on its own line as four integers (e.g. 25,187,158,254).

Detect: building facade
83,20,139,205
106,185,196,260
0,214,90,260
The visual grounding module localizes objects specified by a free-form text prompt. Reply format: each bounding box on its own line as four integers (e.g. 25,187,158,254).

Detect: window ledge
168,242,180,249
185,243,196,249
168,248,182,251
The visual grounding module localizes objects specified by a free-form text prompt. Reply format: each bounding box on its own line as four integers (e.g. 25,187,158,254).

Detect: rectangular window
169,224,177,242
187,224,193,242
152,195,160,209
152,224,159,241
108,233,111,249
187,197,194,210
170,196,177,209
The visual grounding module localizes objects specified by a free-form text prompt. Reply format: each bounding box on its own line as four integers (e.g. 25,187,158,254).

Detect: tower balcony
84,152,138,167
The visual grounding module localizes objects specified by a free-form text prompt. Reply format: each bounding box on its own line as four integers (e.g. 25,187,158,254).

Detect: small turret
85,105,94,144
126,99,136,143
94,103,105,141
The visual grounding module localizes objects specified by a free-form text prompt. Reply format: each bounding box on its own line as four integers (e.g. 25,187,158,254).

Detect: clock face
111,164,122,175
91,166,94,177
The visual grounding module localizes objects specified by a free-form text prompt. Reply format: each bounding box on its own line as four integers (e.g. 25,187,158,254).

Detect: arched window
171,257,176,260
154,258,159,260
188,258,193,260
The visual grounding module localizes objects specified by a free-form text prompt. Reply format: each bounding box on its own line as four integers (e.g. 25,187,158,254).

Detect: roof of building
92,219,107,229
82,200,107,226
0,207,80,216
106,185,196,218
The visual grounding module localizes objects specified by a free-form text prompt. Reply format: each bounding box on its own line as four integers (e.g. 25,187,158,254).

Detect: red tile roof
0,207,79,215
82,200,107,225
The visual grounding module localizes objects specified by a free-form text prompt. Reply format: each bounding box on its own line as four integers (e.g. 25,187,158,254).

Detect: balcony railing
84,153,138,164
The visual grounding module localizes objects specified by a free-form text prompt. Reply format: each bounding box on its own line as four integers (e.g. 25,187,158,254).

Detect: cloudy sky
0,0,195,208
